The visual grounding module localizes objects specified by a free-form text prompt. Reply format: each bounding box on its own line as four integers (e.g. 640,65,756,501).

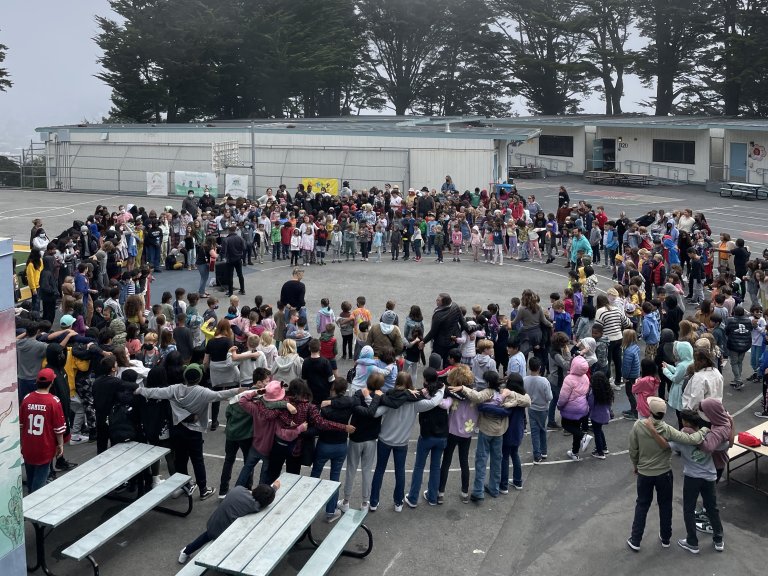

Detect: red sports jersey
20,391,66,465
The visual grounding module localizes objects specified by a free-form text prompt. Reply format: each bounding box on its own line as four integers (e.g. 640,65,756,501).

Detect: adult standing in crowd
280,267,307,323
221,224,246,296
420,293,469,364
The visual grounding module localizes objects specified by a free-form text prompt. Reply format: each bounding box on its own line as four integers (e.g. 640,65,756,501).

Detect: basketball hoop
212,141,241,174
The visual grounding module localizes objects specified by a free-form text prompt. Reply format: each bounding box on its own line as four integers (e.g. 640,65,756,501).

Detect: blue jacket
570,235,593,263
641,311,660,345
622,343,641,379
553,311,573,338
605,229,619,251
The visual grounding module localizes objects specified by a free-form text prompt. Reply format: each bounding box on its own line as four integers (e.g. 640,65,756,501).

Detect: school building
35,115,768,196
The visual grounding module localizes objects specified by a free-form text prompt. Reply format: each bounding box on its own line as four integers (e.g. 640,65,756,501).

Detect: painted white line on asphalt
382,551,403,576
730,394,763,417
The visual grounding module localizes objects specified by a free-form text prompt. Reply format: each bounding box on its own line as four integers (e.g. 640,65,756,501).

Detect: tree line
90,0,768,122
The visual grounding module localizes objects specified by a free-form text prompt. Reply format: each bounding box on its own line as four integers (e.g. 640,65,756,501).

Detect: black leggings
561,417,585,454
608,339,623,383
267,437,302,483
439,434,471,493
342,334,353,358
171,424,207,490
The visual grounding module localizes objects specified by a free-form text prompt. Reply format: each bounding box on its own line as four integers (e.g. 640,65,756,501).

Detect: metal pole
250,123,256,200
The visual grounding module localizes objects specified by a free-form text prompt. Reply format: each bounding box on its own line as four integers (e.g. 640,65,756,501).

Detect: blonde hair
280,338,297,356
447,364,473,387
260,331,274,346
144,331,158,344
229,294,239,308
621,329,637,348
247,334,260,349
476,339,494,353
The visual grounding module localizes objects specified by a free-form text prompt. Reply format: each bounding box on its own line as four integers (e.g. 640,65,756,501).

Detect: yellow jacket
26,261,42,292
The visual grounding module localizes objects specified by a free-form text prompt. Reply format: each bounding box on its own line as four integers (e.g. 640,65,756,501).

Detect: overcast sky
0,0,653,155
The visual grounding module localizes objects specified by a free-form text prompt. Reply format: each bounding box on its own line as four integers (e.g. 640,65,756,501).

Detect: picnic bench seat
298,509,372,576
176,558,208,576
62,473,191,575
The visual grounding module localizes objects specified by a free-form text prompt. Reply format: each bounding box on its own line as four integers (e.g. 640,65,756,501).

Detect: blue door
730,143,747,182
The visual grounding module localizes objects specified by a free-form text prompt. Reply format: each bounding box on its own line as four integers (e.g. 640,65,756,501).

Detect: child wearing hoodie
557,355,592,461
621,329,641,418
315,298,336,335
471,339,497,390
588,371,613,459
494,374,532,491
336,301,355,360
454,320,483,365
640,301,661,360
350,345,392,394
439,365,479,502
330,225,343,263
663,340,694,428
470,226,482,262
632,359,661,419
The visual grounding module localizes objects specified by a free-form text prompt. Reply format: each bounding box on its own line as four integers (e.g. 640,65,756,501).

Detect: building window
539,135,573,157
652,139,696,164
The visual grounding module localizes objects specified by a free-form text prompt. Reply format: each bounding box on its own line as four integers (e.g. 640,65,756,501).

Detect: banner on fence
225,174,248,198
301,177,339,196
146,172,168,196
174,171,219,197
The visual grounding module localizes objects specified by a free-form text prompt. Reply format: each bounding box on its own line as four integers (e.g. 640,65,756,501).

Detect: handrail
709,164,728,182
622,159,695,184
513,153,574,174
756,168,768,186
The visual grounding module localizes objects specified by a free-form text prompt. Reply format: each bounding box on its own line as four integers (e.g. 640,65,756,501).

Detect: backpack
108,403,136,444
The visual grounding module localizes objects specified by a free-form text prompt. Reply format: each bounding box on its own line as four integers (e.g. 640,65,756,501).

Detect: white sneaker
178,548,189,564
337,499,350,513
580,434,593,453
393,503,403,512
152,476,165,488
566,450,581,461
69,434,87,444
326,510,342,523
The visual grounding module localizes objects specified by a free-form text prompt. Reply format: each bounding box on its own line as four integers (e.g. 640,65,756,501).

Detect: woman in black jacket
38,255,59,323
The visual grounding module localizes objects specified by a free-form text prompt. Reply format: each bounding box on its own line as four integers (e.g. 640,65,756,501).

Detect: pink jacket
632,376,660,418
557,356,590,420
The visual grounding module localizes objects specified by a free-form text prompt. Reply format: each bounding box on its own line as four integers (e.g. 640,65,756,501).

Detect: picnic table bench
726,421,768,496
584,171,655,187
508,165,542,179
719,181,768,200
190,473,372,576
23,442,192,576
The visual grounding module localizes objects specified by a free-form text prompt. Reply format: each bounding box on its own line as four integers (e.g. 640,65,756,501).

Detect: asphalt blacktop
5,178,768,576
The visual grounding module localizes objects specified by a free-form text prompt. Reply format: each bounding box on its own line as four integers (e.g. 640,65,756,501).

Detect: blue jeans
500,443,522,489
528,409,548,458
407,436,447,504
235,446,269,488
473,432,502,499
751,344,765,373
198,265,209,295
593,422,607,454
25,462,51,494
310,441,348,515
370,440,407,507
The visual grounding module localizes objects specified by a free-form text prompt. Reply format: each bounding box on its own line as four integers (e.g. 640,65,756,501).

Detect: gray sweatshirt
374,388,445,446
471,354,498,390
137,383,239,433
524,375,553,412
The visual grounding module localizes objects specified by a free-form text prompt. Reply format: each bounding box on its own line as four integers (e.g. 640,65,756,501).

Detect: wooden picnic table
23,442,181,576
193,473,372,576
726,421,768,496
719,181,767,200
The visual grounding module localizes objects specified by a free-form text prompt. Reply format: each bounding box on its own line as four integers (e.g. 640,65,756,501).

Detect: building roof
36,114,768,141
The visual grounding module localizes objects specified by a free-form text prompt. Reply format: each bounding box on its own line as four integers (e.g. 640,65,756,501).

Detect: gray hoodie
471,354,498,390
137,384,239,433
375,388,445,446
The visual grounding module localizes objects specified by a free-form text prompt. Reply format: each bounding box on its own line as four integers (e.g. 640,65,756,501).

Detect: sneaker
547,422,561,430
591,449,606,460
755,411,768,419
695,521,714,534
361,501,369,511
184,481,198,497
533,456,543,464
677,539,699,554
210,421,219,431
337,499,350,513
423,491,437,505
461,492,469,503
178,548,189,564
512,483,523,491
55,458,78,471
483,485,498,498
469,494,483,504
541,454,548,460
714,540,724,552
499,487,509,495
326,510,342,523
218,490,228,500
152,476,165,488
393,503,403,512
622,410,638,420
659,533,670,548
403,495,418,508
437,492,445,505
626,537,640,552
566,450,581,461
69,434,87,444
199,487,216,500
368,503,378,512
580,434,593,453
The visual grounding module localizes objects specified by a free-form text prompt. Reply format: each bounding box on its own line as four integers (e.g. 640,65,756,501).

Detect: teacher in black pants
221,224,246,296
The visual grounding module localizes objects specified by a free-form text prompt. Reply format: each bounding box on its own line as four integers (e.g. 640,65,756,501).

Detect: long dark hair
27,248,42,268
287,378,312,402
591,372,614,405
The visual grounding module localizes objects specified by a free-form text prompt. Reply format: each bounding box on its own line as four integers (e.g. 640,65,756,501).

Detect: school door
729,143,748,182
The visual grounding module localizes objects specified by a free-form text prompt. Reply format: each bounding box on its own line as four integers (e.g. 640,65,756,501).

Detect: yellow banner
301,178,339,196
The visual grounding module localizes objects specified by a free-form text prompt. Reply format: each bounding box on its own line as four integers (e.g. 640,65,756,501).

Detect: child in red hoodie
632,359,660,418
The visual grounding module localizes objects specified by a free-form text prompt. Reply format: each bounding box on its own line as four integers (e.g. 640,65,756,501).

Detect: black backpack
108,403,137,444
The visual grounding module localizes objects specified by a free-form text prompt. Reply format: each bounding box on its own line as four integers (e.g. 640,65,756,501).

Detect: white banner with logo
225,173,249,198
146,171,168,196
174,171,219,197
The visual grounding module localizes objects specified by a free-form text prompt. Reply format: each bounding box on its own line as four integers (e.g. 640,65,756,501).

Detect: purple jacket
587,390,611,425
557,356,590,420
446,397,478,438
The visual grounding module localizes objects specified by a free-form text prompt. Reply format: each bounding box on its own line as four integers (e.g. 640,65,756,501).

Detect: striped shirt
595,306,628,341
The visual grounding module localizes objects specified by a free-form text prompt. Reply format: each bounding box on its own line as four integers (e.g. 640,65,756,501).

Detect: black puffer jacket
422,303,469,352
725,316,752,353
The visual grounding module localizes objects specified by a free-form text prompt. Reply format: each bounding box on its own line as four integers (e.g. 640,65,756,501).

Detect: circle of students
16,180,768,563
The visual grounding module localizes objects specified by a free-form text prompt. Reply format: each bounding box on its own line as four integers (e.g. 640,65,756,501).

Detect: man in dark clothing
92,357,138,453
420,293,470,364
178,480,279,564
222,225,246,296
173,313,195,363
279,268,306,322
301,339,335,404
182,190,199,219
725,306,753,389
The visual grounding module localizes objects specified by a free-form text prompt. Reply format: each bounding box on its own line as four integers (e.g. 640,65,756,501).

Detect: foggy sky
0,0,652,155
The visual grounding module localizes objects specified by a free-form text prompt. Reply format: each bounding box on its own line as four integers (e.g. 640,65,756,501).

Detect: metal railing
622,159,695,185
709,164,729,182
756,168,768,186
512,153,574,176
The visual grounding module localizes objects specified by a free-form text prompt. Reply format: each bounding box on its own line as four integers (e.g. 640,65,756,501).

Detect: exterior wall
44,128,494,196
723,130,768,185
596,127,711,183
0,237,25,573
508,126,585,174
